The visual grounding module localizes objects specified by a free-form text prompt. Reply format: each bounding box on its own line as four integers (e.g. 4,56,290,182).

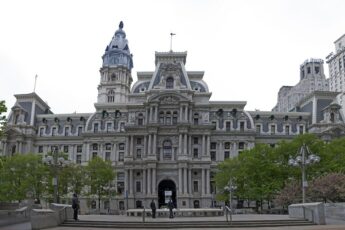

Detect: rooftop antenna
170,32,176,52
33,74,38,92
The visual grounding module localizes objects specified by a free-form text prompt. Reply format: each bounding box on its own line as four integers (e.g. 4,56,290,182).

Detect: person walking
150,199,156,218
168,199,174,219
72,193,79,221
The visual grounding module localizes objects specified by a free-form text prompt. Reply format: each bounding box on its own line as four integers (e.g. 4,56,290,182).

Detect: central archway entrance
158,180,177,208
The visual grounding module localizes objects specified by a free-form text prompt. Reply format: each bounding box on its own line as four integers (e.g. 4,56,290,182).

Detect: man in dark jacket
72,193,79,221
168,199,174,219
150,199,156,218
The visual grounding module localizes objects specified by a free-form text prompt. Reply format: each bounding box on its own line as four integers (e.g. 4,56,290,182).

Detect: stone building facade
326,34,345,117
1,23,344,213
272,59,329,112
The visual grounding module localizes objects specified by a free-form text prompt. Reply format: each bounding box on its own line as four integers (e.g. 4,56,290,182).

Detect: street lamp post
43,147,69,203
288,144,320,203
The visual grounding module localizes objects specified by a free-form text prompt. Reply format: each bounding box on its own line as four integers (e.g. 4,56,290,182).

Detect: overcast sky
1,0,344,116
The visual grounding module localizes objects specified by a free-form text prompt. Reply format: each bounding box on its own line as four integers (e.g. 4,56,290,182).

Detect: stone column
206,169,210,195
113,143,117,162
100,143,104,159
172,147,175,161
143,136,147,157
149,107,153,122
184,106,188,121
86,142,90,161
130,136,133,156
179,134,182,155
184,134,187,155
148,134,152,155
160,148,163,161
129,169,133,195
18,141,22,154
201,169,205,195
125,137,129,156
183,168,187,194
202,135,205,156
178,168,182,194
153,134,157,155
143,169,147,194
152,168,156,194
147,168,151,194
180,106,183,121
206,135,210,156
189,135,192,156
124,170,129,195
188,169,192,194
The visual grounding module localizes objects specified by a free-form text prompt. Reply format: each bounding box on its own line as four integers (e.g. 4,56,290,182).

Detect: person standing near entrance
72,193,79,221
150,199,156,218
168,199,174,219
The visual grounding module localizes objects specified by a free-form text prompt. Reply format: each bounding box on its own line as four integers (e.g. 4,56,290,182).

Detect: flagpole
170,33,176,52
33,74,38,92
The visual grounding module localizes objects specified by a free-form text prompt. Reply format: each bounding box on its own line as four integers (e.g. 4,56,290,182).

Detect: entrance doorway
158,180,177,208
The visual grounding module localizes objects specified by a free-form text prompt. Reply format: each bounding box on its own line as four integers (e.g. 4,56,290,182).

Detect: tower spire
33,74,38,92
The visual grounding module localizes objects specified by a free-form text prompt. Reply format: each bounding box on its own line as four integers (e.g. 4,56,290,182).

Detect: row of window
255,124,305,135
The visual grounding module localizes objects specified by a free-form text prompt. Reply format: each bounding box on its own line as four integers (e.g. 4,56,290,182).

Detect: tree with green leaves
0,154,49,202
59,163,85,196
85,156,115,210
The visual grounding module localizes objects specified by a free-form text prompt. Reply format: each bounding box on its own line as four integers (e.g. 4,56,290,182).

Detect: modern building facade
1,23,344,213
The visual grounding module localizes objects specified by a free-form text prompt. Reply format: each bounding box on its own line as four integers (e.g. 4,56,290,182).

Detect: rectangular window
193,137,198,144
240,122,245,131
211,151,216,161
77,126,83,136
92,152,97,158
210,142,216,150
106,123,112,132
77,145,82,153
224,142,230,149
105,152,111,161
193,181,199,192
39,128,44,136
256,125,261,133
194,118,198,125
104,201,110,210
117,172,125,180
94,123,99,133
117,182,124,195
271,125,276,135
224,151,230,159
76,155,81,164
136,138,142,145
52,127,57,136
63,145,69,153
138,118,143,126
136,181,141,193
92,144,98,150
285,126,290,135
105,144,112,150
119,143,125,150
38,146,43,153
239,142,245,150
226,121,231,131
193,148,199,158
136,149,142,158
64,127,70,136
118,152,124,161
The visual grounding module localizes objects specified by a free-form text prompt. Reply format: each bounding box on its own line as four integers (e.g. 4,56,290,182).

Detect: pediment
148,93,190,104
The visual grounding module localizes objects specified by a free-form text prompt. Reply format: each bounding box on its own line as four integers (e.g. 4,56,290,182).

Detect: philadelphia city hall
1,22,344,213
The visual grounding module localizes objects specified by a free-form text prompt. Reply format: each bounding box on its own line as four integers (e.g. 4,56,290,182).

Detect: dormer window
111,73,116,81
330,113,335,123
166,77,174,89
137,113,144,126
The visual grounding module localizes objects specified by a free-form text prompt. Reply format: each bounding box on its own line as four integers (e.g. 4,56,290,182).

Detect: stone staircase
61,219,315,228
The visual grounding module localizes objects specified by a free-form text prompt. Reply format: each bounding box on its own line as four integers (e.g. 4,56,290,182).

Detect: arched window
108,90,115,102
163,140,172,160
166,77,174,89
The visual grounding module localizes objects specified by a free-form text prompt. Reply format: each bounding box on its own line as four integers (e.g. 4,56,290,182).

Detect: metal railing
225,205,232,225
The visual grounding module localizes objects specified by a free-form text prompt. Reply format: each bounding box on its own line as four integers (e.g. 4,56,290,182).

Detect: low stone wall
127,208,224,217
325,203,345,220
288,202,325,225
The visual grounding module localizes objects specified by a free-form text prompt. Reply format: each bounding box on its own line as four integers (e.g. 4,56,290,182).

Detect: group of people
150,199,175,219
